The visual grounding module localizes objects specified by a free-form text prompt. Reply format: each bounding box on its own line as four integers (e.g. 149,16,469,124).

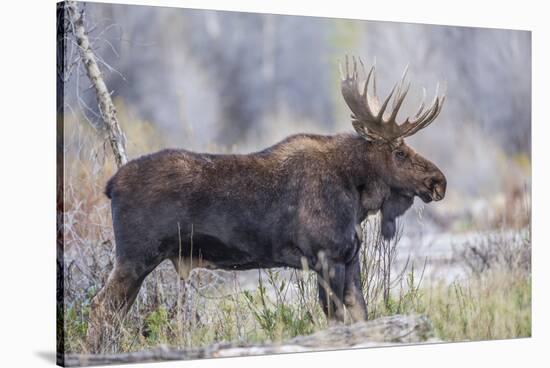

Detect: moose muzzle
427,173,446,201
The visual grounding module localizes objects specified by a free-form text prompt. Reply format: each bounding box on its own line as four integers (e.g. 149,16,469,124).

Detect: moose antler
340,56,445,142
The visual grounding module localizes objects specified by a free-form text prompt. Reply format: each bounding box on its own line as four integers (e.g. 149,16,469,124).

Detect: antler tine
338,59,345,81
393,65,409,108
413,88,427,119
361,62,376,117
389,82,410,123
377,83,397,121
389,65,411,122
345,54,350,79
358,56,369,91
372,57,377,97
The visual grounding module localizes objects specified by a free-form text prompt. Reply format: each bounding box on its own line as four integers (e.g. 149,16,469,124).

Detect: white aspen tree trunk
66,1,128,168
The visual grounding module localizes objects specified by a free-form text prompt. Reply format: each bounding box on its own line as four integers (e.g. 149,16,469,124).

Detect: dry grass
60,110,531,355
421,269,531,341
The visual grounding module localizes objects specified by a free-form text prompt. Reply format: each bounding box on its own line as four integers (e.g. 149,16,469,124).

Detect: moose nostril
425,176,445,192
425,178,436,189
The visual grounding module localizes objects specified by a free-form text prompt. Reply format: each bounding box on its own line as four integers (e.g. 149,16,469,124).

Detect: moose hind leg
86,260,150,353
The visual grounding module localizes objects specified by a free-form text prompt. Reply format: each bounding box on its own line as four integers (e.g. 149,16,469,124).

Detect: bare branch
65,1,128,168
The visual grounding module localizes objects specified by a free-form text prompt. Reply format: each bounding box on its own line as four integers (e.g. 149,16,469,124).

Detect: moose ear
352,120,375,141
380,191,414,240
352,120,386,142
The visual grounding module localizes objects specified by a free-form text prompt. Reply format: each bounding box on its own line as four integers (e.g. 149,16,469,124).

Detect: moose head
340,56,447,237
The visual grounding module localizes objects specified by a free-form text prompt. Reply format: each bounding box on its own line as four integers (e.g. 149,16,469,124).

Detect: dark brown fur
87,132,446,351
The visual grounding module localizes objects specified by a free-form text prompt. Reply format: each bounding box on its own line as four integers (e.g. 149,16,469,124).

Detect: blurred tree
365,22,531,155
64,1,128,168
183,11,334,146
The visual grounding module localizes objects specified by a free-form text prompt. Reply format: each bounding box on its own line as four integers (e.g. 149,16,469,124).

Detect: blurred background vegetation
59,2,531,355
63,2,531,235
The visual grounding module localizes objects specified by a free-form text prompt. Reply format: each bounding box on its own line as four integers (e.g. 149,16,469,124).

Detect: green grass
63,260,531,354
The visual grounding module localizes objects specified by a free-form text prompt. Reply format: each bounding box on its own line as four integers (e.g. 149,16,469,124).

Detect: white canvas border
0,0,546,367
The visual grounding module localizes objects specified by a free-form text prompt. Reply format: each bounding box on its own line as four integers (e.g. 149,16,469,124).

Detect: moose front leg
343,254,368,322
317,262,346,323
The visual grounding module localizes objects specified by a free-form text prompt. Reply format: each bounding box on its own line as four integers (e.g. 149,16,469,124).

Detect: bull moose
87,57,447,350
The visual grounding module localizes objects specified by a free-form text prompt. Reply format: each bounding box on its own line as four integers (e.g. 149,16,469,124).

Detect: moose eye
394,150,406,160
